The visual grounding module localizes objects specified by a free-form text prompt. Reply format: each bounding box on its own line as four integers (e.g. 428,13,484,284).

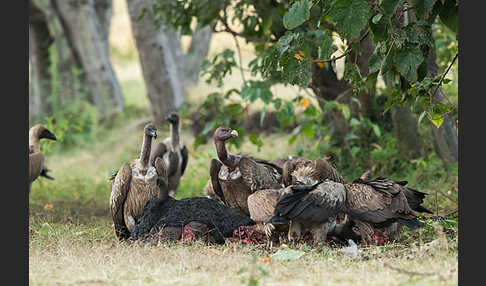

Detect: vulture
259,157,347,243
282,157,345,186
343,176,428,245
209,126,282,215
130,159,254,244
29,124,57,193
149,112,188,197
109,123,163,240
266,180,347,244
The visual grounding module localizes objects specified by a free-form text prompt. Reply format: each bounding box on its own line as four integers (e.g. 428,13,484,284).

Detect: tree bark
126,0,180,125
390,105,423,158
52,0,124,120
29,0,53,122
184,26,212,85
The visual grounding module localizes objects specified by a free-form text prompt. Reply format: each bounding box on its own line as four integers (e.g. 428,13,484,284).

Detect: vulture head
144,123,157,140
166,112,180,126
213,126,238,142
30,124,57,141
292,165,319,185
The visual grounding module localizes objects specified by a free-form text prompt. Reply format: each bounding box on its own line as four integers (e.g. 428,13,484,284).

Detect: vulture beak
166,113,177,124
40,129,57,141
151,129,157,139
230,130,238,137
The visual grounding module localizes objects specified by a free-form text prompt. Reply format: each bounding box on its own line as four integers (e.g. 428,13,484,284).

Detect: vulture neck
215,139,236,169
139,134,153,170
170,122,180,150
29,131,40,153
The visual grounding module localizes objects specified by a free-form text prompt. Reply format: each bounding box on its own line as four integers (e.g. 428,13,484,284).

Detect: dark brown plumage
130,159,254,244
29,124,57,193
149,112,188,197
109,123,160,240
282,157,345,186
267,180,347,243
209,126,282,215
344,177,424,245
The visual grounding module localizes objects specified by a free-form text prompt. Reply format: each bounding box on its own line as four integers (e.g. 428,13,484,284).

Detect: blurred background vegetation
29,0,458,218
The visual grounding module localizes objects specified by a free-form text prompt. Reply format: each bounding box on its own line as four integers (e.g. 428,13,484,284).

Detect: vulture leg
355,220,374,246
383,222,402,242
110,163,132,240
209,159,226,204
288,220,302,245
310,216,337,244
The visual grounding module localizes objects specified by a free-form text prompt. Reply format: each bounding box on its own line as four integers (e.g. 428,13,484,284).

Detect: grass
29,204,457,286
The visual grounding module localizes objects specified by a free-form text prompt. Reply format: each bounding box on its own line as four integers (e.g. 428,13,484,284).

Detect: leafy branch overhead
151,0,457,145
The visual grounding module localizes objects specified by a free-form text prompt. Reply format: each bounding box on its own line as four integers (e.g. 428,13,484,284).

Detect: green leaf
380,0,404,16
410,0,438,19
271,249,305,261
428,114,444,128
418,110,427,124
301,121,315,138
283,0,312,30
341,104,351,120
439,0,458,34
330,0,372,39
372,124,381,137
372,13,383,24
393,45,425,82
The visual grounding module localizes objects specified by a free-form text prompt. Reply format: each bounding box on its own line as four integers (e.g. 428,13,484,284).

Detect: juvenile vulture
260,157,347,243
149,112,188,197
130,159,254,244
109,123,163,240
209,126,282,215
29,124,57,193
266,180,347,244
282,157,345,186
343,177,426,245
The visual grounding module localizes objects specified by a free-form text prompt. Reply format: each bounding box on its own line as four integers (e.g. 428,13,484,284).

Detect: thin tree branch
431,52,458,105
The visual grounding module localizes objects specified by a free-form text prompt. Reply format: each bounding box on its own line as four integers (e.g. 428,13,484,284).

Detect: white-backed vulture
260,157,347,243
149,112,188,197
266,180,347,244
343,177,426,245
109,123,162,240
130,159,254,244
29,124,57,193
209,126,282,215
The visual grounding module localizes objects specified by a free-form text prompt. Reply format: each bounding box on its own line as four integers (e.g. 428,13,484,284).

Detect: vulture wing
345,179,419,227
149,142,167,167
29,152,44,183
238,156,282,192
154,157,169,192
269,181,345,224
282,159,299,186
110,163,132,240
180,145,189,176
209,159,225,204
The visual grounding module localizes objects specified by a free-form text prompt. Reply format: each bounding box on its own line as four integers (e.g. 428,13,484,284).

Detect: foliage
151,0,457,159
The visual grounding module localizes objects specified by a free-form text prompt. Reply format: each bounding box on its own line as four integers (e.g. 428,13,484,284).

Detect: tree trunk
126,0,181,125
52,0,124,120
29,0,53,122
426,39,458,165
184,26,212,85
390,105,423,159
